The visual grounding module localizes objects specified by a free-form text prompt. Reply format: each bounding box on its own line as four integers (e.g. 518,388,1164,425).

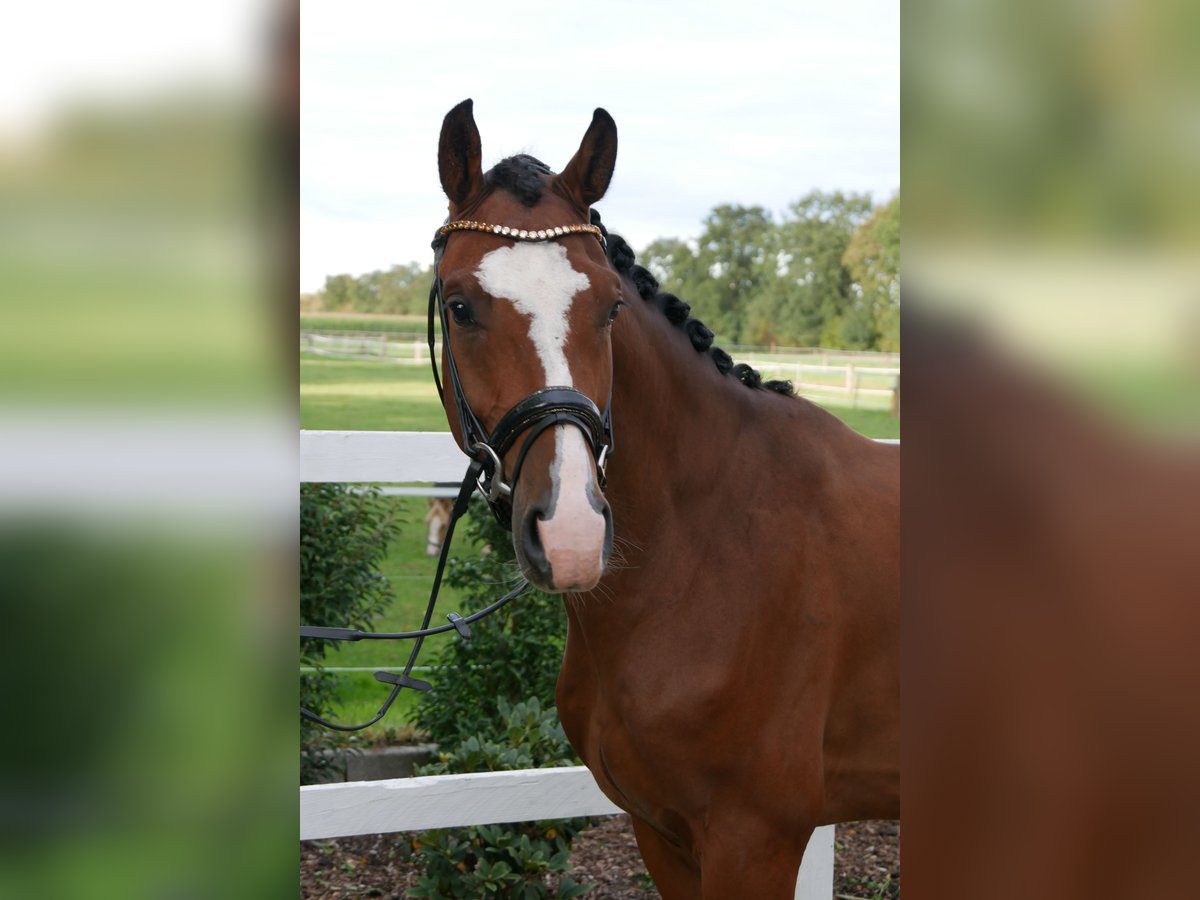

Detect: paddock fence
300,428,891,898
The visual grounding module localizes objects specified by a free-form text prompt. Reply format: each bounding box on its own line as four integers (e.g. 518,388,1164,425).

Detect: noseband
428,218,615,528
299,215,616,731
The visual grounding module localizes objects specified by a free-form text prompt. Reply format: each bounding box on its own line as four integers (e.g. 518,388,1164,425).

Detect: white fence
300,429,845,898
301,330,435,364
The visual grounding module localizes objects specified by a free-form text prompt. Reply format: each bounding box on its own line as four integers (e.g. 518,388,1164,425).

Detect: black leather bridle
427,230,614,527
299,219,615,731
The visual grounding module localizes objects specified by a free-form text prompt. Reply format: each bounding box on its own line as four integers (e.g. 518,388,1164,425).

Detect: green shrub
408,699,591,899
407,502,593,898
413,498,567,748
299,483,398,782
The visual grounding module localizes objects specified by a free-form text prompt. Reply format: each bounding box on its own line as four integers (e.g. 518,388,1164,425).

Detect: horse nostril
522,508,549,571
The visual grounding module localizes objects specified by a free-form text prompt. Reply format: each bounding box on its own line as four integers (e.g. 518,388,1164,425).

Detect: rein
299,216,614,732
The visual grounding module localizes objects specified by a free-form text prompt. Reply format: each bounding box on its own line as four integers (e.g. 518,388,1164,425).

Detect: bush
413,498,567,747
408,699,591,899
299,483,398,783
407,501,592,898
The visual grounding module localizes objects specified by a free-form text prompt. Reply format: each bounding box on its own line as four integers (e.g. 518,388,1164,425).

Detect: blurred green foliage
0,526,295,898
905,0,1199,426
905,0,1200,242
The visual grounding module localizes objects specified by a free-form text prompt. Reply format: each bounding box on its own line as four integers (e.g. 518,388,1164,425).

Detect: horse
431,99,900,898
424,493,455,556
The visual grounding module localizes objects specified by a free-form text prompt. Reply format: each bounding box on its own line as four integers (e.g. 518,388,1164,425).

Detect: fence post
846,364,858,407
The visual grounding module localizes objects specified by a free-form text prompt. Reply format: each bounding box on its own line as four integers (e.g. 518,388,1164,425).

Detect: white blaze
475,242,607,588
476,242,588,384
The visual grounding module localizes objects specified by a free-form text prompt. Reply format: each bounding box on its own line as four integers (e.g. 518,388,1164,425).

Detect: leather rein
299,218,614,731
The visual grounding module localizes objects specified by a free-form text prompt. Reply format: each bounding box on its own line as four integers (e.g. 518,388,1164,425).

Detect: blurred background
905,0,1200,896
905,0,1199,427
0,1,298,896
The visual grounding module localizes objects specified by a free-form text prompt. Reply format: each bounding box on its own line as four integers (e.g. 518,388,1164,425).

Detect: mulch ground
300,816,899,898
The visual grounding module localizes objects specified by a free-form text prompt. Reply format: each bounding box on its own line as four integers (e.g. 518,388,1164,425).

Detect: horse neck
600,290,753,555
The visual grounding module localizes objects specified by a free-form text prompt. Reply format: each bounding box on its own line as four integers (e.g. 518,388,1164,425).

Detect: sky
303,0,899,293
2,1,265,132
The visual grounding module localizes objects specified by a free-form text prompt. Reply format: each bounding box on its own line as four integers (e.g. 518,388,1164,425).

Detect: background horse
433,99,900,898
424,489,457,556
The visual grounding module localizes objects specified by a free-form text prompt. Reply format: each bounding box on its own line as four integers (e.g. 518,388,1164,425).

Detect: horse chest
558,623,778,823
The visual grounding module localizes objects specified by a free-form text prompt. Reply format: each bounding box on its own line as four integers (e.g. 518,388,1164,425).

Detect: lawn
301,356,449,431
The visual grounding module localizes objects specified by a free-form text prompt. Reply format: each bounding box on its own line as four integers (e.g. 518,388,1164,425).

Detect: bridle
427,218,614,526
299,216,615,731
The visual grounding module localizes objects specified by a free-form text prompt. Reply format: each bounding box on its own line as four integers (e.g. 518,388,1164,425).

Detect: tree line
304,190,898,352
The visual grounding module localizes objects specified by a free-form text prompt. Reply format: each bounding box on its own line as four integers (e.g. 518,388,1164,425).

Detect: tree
641,237,701,296
843,195,900,351
692,205,779,343
320,273,363,311
767,191,873,347
315,263,433,314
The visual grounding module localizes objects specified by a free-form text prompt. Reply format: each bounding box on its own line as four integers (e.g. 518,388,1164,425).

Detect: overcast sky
300,0,898,293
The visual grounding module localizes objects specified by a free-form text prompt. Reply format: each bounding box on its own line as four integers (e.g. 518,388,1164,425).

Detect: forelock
485,154,554,207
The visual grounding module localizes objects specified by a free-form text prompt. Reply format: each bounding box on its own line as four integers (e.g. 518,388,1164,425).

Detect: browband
436,219,605,245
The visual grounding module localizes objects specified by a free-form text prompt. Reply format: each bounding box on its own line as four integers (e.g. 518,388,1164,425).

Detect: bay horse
432,99,900,898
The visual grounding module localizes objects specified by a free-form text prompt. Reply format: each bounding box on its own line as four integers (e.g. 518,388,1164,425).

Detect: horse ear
557,108,618,209
438,99,484,208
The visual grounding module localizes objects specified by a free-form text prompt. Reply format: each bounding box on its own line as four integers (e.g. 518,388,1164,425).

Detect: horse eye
448,301,473,326
607,301,623,324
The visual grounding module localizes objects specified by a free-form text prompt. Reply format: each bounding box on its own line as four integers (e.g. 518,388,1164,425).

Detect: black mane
590,210,795,396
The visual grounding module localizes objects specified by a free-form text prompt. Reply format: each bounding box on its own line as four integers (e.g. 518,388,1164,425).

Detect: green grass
301,356,449,431
828,406,899,440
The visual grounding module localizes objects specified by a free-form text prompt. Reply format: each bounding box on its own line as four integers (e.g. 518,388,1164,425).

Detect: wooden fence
300,429,859,898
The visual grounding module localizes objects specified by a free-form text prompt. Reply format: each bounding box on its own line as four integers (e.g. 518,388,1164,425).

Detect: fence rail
299,428,878,898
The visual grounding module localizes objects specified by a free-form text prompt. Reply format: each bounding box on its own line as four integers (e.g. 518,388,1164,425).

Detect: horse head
433,99,620,593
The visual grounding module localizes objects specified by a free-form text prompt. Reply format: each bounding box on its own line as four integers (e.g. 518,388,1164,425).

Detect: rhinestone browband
437,219,604,243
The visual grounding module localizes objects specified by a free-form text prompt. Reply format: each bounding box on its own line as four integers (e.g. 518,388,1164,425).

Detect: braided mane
484,155,794,396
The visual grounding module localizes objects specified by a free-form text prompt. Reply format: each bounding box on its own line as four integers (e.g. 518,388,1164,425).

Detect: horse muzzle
516,451,613,593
